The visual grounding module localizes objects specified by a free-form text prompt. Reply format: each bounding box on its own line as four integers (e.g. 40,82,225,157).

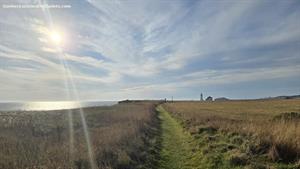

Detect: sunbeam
57,54,75,165
37,0,96,168
59,50,97,169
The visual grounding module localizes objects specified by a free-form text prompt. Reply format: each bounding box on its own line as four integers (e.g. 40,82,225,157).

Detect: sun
50,30,63,45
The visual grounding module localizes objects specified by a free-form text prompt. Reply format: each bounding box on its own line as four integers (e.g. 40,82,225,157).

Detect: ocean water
0,101,117,111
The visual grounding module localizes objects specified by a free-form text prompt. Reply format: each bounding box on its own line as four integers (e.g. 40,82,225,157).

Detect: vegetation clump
198,126,217,134
273,112,300,121
228,152,249,166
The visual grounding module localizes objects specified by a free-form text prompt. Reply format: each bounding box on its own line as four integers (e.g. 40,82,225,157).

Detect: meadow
1,99,299,169
162,99,300,168
0,102,160,169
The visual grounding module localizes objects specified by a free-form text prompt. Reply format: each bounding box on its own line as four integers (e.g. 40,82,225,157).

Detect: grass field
0,99,299,169
162,99,300,169
0,102,159,169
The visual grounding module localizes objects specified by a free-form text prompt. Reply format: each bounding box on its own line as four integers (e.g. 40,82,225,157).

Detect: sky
0,0,299,101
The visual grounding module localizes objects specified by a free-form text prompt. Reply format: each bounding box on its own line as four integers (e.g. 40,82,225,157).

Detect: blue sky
0,0,299,101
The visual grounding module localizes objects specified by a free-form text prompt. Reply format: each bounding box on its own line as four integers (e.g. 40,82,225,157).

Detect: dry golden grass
163,99,300,163
0,102,159,169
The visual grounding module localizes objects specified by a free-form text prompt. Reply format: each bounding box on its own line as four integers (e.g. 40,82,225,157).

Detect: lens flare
39,2,96,168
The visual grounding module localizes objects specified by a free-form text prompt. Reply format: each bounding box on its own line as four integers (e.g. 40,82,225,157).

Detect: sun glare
50,30,62,45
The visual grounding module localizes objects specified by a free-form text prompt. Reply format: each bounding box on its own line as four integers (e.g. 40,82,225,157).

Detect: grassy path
157,105,201,169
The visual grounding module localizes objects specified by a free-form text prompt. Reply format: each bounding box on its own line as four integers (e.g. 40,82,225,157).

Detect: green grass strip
156,105,203,169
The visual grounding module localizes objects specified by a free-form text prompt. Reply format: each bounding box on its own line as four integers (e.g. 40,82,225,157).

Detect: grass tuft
228,152,249,166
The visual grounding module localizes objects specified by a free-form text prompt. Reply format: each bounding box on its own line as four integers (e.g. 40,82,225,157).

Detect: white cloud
63,53,104,68
177,65,300,87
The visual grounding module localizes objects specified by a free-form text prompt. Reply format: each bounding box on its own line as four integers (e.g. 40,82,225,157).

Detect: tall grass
0,102,159,169
163,99,300,163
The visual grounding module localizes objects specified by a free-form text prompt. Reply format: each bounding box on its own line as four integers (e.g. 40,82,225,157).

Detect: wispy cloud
0,0,299,100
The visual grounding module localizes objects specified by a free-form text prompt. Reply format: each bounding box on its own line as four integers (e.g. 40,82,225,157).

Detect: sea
0,101,117,111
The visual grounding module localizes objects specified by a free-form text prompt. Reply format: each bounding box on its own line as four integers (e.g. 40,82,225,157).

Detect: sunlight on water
0,101,116,111
26,101,79,110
